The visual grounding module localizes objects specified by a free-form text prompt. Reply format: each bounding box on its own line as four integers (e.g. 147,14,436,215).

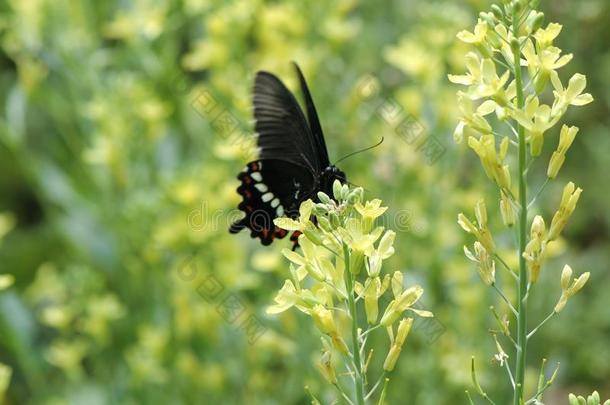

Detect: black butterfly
229,63,346,246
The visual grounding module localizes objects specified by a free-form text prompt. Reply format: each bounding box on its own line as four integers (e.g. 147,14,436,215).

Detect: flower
379,285,431,327
547,125,578,178
458,200,496,254
449,53,510,101
533,23,562,49
383,318,413,371
548,182,582,241
366,230,395,277
521,40,572,93
550,71,594,117
511,95,559,156
355,198,387,231
467,135,512,190
274,199,314,231
452,92,495,142
554,265,590,312
523,215,548,282
464,242,496,285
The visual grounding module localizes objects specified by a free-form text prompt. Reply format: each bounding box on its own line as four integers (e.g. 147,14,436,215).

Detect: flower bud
491,4,504,20
500,192,515,226
317,191,331,204
332,180,342,201
560,264,572,290
383,318,413,371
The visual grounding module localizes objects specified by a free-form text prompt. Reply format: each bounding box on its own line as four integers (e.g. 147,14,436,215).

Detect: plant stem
512,10,529,405
343,243,366,405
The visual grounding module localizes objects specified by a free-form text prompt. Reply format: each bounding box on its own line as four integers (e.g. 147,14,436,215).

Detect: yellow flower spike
548,182,582,241
383,318,413,371
366,230,395,277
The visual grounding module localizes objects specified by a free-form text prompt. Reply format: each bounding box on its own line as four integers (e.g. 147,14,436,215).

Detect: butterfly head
320,165,346,195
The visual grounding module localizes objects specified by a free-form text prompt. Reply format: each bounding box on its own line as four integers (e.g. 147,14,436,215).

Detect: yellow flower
523,215,548,282
554,265,590,312
274,199,314,231
366,230,395,277
383,318,413,371
511,95,559,156
355,199,387,231
521,40,572,93
463,242,496,285
452,92,496,142
467,135,511,190
533,23,562,49
548,182,582,241
550,71,594,117
379,285,431,327
547,125,578,178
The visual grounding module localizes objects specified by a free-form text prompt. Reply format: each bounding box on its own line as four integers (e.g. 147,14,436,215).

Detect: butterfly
229,63,346,246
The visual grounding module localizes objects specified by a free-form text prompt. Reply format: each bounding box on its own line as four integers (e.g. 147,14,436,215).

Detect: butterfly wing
292,62,330,168
253,71,323,173
229,159,315,245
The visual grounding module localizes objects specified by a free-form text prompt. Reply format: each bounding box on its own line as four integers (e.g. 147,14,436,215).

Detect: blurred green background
0,0,608,404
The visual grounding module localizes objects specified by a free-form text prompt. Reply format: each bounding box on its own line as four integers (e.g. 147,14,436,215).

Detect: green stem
512,10,529,405
344,243,366,405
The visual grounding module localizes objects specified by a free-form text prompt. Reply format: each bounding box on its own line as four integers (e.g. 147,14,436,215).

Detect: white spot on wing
255,183,268,192
271,198,279,207
251,172,262,182
262,192,274,202
277,205,284,216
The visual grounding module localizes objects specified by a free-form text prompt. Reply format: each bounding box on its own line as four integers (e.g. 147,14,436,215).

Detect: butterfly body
230,63,345,246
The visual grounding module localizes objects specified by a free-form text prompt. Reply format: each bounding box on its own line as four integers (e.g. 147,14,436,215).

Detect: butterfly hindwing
229,159,315,245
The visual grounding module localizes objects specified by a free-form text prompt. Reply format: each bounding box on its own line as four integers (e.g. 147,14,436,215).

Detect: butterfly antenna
333,137,384,165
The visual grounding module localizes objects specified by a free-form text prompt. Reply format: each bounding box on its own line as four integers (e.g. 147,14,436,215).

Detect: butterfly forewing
253,71,325,173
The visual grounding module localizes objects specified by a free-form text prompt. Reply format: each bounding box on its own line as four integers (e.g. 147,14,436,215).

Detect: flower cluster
269,180,431,403
450,1,593,404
